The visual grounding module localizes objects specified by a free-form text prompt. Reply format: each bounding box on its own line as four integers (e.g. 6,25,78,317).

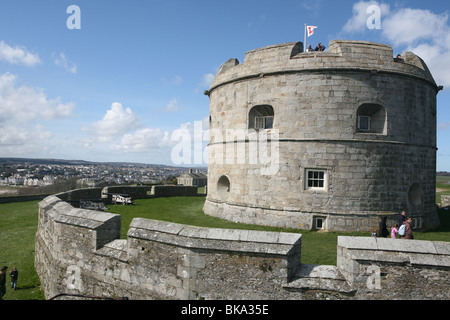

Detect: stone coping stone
128,218,301,256
95,239,128,262
338,236,450,267
41,195,120,230
338,236,450,254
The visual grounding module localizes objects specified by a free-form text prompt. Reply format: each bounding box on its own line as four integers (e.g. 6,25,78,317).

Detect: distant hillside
0,157,204,169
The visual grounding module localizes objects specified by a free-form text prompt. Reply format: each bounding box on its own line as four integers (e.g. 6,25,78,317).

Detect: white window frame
412,217,423,229
305,169,328,190
315,217,325,230
254,116,274,130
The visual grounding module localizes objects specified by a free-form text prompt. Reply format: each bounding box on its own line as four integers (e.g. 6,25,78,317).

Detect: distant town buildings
0,159,200,190
177,168,207,187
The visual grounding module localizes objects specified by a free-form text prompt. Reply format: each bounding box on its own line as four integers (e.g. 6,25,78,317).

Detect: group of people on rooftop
305,42,326,52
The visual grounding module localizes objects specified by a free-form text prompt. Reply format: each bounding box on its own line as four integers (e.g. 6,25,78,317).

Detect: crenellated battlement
209,40,437,93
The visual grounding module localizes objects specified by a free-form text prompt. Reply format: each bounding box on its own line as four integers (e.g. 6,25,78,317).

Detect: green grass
2,180,450,300
0,201,44,300
109,197,450,265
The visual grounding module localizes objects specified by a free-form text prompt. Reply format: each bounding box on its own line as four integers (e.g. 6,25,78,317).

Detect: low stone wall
337,236,450,299
35,195,304,300
34,187,450,300
150,185,199,197
101,185,150,203
55,187,102,202
0,194,50,203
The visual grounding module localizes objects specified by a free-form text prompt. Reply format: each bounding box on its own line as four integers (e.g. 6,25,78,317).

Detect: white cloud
302,0,324,12
84,102,140,143
52,52,77,74
342,1,390,33
0,72,75,124
104,117,209,167
201,73,215,87
341,3,450,87
0,72,74,151
163,98,179,112
382,8,450,87
110,128,172,152
172,75,183,85
382,9,448,45
162,75,183,86
0,41,41,66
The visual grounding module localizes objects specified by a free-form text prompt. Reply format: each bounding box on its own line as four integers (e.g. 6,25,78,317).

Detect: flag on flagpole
307,25,318,37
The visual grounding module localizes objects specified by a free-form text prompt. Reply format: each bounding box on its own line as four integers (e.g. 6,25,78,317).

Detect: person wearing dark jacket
378,216,389,237
10,267,18,290
0,266,7,300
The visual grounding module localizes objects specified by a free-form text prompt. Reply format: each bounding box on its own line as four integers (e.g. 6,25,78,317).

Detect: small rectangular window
316,217,324,229
358,115,371,131
412,217,422,229
306,169,327,190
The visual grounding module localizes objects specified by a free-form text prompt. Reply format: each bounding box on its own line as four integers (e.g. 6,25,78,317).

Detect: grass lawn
1,180,450,300
109,197,366,265
0,201,44,300
108,196,450,265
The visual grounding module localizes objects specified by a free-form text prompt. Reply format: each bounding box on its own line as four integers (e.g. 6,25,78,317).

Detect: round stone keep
203,40,441,232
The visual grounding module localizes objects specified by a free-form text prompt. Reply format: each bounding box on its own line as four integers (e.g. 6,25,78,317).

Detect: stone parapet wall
35,194,305,300
210,40,437,93
35,189,450,300
337,236,450,299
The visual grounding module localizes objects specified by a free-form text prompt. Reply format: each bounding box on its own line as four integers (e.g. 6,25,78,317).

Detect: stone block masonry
204,40,441,232
35,187,450,300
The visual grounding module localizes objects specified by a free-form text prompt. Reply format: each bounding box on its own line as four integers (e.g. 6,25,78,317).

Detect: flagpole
304,23,307,51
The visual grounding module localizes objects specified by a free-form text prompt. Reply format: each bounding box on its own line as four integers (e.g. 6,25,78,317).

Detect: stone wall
35,188,450,300
150,185,199,197
337,236,450,299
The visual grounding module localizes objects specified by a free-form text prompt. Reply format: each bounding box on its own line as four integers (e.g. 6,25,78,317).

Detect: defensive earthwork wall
35,186,450,300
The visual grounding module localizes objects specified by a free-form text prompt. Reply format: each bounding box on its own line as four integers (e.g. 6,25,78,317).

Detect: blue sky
1,0,450,170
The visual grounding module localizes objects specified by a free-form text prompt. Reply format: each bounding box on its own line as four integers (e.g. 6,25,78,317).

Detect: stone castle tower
203,40,441,232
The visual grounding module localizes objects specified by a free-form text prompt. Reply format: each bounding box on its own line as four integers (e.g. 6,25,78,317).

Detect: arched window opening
217,175,230,200
249,105,274,130
356,103,386,134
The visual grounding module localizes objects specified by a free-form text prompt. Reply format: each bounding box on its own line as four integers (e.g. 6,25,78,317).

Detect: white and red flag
307,25,317,37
